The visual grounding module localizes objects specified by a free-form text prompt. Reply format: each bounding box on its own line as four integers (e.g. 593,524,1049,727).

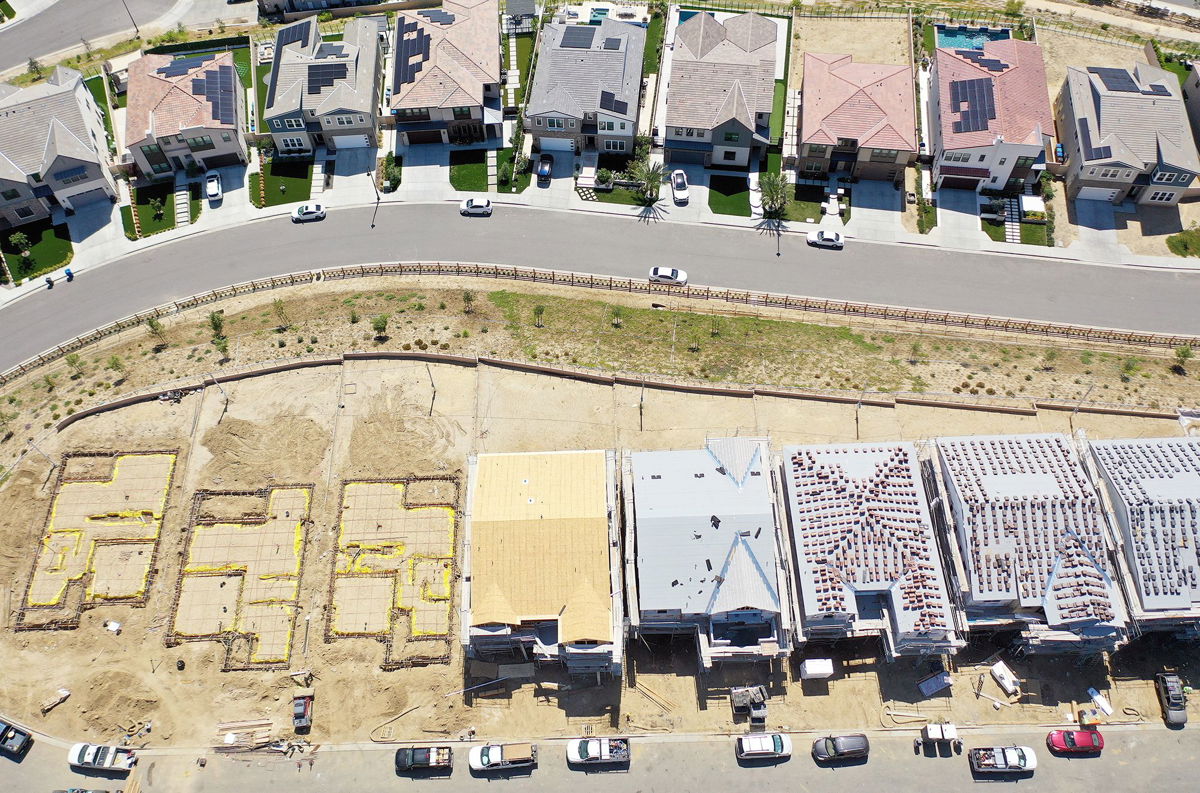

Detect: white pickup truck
969,745,1037,774
67,742,137,771
468,742,537,771
735,733,792,759
566,737,630,764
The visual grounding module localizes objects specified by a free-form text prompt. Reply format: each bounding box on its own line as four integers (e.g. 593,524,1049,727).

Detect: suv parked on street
1157,672,1188,726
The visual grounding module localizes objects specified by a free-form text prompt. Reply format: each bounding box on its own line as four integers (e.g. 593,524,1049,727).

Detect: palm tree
758,172,788,219
631,160,664,203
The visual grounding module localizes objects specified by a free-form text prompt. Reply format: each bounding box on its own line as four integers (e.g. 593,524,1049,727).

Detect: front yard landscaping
784,185,826,223
189,183,202,223
134,182,176,235
590,186,645,206
982,219,1007,242
707,174,751,217
2,219,73,282
257,158,313,206
120,205,137,240
496,147,531,193
449,149,487,192
1167,226,1200,257
1020,222,1049,246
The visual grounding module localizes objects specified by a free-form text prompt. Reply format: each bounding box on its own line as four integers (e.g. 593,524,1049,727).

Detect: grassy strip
0,1,17,19
496,147,531,193
1020,222,1049,246
643,14,665,75
982,219,1007,242
248,172,264,208
449,150,487,192
589,187,644,205
256,64,273,132
770,80,786,140
83,76,114,142
231,47,253,90
120,205,138,240
515,33,534,105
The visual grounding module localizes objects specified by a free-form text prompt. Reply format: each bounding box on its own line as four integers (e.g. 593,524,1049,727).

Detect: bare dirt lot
1115,197,1200,257
791,16,911,85
1036,28,1150,98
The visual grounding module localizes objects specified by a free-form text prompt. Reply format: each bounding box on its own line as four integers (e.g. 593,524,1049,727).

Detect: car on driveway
735,733,791,760
291,203,326,222
1046,729,1103,754
537,154,554,185
670,169,689,204
648,266,687,286
811,734,869,762
1157,672,1188,726
807,229,844,248
460,198,493,216
205,172,222,201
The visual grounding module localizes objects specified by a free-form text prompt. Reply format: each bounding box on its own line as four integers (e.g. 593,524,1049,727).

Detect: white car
291,203,326,222
670,169,689,204
205,172,222,201
807,229,844,248
735,733,792,760
460,197,493,216
649,266,687,286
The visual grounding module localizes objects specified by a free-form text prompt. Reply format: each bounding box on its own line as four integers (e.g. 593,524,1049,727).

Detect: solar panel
949,77,996,134
1088,67,1139,93
598,90,628,115
1078,118,1112,161
278,20,311,50
53,165,86,181
418,9,456,25
603,37,621,50
561,26,597,49
307,63,348,95
156,53,215,78
394,27,431,88
953,49,1008,73
1142,83,1171,97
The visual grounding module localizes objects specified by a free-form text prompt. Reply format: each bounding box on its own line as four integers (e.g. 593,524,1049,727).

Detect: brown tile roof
801,53,916,151
125,52,238,146
390,0,500,111
935,39,1052,150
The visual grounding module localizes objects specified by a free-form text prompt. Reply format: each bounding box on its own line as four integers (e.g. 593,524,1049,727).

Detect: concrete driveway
844,179,903,242
662,164,710,221
332,146,376,177
394,144,451,200
529,153,577,201
61,197,121,247
1069,198,1124,263
934,188,984,249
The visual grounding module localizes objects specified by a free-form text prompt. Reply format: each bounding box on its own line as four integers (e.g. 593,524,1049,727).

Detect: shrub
596,168,613,186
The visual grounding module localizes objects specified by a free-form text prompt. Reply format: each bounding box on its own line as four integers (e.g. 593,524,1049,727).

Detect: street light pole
119,0,141,37
368,168,381,228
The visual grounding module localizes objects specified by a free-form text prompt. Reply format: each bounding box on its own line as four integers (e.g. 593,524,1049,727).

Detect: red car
1046,729,1103,754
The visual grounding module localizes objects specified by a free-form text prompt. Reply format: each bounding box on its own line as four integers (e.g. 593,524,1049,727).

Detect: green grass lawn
643,14,665,75
784,184,826,223
515,33,534,105
764,150,781,175
1162,60,1190,87
1,218,73,281
231,47,252,89
83,75,114,141
982,218,1007,241
922,23,936,54
1168,227,1200,256
590,187,645,206
116,90,128,108
261,158,312,206
189,182,202,223
769,80,786,140
708,174,751,217
256,64,273,132
134,182,175,235
120,205,137,240
449,149,488,192
248,172,262,208
0,1,16,20
917,203,937,233
495,147,531,193
1020,222,1049,246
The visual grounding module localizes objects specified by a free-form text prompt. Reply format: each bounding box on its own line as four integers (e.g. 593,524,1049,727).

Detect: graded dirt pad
0,358,1188,750
791,17,911,84
1036,28,1149,98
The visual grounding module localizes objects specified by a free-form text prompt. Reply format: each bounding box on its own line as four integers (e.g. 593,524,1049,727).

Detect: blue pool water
936,24,1011,50
678,10,716,24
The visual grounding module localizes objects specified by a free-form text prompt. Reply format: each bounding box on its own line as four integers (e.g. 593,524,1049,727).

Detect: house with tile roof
929,39,1053,192
389,0,502,146
0,67,116,231
624,439,798,669
125,52,247,180
798,53,916,183
662,12,777,168
524,19,644,156
1056,63,1199,205
263,17,382,154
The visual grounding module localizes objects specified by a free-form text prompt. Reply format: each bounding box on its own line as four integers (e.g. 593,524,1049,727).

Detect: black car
812,734,869,762
1156,673,1188,726
537,154,554,184
0,719,32,756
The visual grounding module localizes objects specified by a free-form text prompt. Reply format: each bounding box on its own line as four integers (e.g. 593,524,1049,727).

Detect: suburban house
623,439,798,669
461,450,624,677
258,0,378,18
797,53,917,183
662,11,776,168
263,17,383,153
0,67,116,230
389,0,502,146
1056,63,1199,205
929,39,1054,192
125,52,248,179
524,19,645,156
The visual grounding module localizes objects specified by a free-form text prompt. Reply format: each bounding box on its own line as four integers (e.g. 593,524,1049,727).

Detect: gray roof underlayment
783,443,955,640
1091,437,1200,615
630,438,783,617
526,18,644,122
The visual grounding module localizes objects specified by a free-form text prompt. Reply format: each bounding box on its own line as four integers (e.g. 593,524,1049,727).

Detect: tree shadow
636,198,668,223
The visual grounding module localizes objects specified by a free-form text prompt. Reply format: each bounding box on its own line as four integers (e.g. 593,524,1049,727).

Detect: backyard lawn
1,218,72,281
83,75,114,141
449,150,488,192
256,65,273,132
770,80,786,140
708,175,750,217
231,47,253,89
134,182,175,235
643,14,665,74
515,33,534,104
260,158,313,206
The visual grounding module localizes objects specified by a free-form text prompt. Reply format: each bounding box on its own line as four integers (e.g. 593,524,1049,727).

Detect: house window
869,148,899,163
1099,168,1120,179
686,128,695,137
1,188,19,200
1014,156,1036,168
722,150,736,161
620,122,625,130
978,154,986,162
1149,191,1177,202
55,170,89,185
803,161,823,172
807,144,828,157
272,119,283,129
336,116,355,126
546,118,564,130
222,132,232,142
944,152,970,162
568,120,575,128
150,162,173,174
280,136,306,150
357,115,365,124
604,139,625,152
1153,171,1176,183
724,132,740,143
836,137,857,149
674,127,684,136
187,136,215,152
15,206,34,219
396,108,430,121
284,118,304,129
452,107,472,120
535,118,543,126
990,176,998,183
599,121,615,131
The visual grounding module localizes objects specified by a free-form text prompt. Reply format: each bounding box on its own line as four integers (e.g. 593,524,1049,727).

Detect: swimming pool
935,24,1011,50
678,10,716,24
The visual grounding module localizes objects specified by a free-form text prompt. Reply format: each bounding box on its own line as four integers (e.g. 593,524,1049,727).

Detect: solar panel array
1078,117,1111,161
278,20,312,51
156,53,216,78
418,9,456,25
1088,66,1139,93
190,65,239,125
954,49,1009,73
561,25,597,49
307,62,349,95
598,90,628,115
949,78,996,134
1142,83,1171,97
394,20,433,88
603,37,621,51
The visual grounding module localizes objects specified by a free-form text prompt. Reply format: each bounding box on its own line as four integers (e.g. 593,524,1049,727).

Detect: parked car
292,687,314,732
536,154,554,184
670,169,689,204
0,718,32,756
468,742,537,771
807,229,844,248
291,203,326,222
566,737,630,765
811,733,869,762
735,733,791,760
394,745,453,772
648,266,687,286
460,198,493,216
1156,672,1188,726
205,172,222,201
1046,729,1103,754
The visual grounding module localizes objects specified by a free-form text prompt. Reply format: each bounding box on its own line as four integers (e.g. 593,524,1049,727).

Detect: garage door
538,136,575,153
405,130,443,145
203,153,244,169
1077,186,1118,202
667,149,706,165
939,176,980,190
68,187,110,208
332,134,370,149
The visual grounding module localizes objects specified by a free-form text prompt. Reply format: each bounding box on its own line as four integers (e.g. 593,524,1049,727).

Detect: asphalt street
3,728,1195,793
0,0,168,71
1,204,1199,371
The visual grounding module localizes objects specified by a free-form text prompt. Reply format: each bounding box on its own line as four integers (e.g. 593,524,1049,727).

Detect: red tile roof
801,53,916,151
125,52,238,146
935,39,1052,150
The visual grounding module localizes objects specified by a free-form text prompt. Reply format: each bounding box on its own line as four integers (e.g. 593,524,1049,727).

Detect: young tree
146,317,168,348
213,336,230,361
65,353,84,377
208,311,225,339
272,298,289,328
462,291,475,315
148,196,164,220
8,232,30,255
758,172,788,218
533,305,545,328
106,356,126,379
27,58,43,78
1174,345,1193,375
42,373,56,391
610,305,624,329
371,313,390,340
